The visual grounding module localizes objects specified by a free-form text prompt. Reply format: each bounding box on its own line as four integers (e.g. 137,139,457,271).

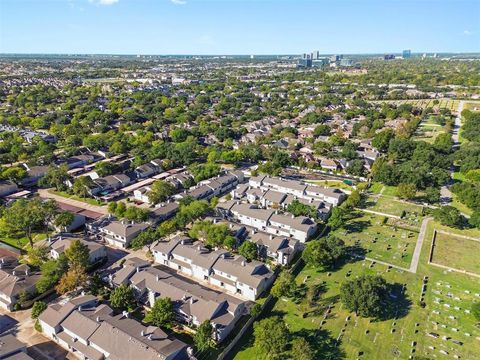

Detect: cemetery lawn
331,211,418,269
431,232,480,275
233,217,480,360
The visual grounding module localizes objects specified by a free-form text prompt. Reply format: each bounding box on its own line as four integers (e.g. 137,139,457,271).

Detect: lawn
431,232,480,274
368,182,384,194
0,231,49,250
49,190,106,206
332,211,419,268
363,195,424,225
305,179,355,192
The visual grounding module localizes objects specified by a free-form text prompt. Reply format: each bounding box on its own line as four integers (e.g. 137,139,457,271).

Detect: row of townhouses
217,201,317,243
38,295,189,360
152,235,274,301
107,260,246,342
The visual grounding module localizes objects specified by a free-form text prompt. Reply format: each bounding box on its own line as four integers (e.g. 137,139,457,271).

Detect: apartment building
99,220,149,248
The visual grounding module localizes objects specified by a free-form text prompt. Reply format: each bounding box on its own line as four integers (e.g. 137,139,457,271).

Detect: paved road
38,188,108,215
410,217,432,273
440,101,464,205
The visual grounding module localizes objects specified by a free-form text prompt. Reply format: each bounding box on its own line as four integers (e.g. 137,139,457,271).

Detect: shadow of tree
377,282,412,321
343,220,371,234
291,328,346,360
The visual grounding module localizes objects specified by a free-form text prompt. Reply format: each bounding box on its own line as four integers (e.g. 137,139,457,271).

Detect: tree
39,165,70,191
424,187,440,204
271,271,296,298
344,189,361,208
469,211,480,229
302,236,346,270
110,284,137,312
433,206,465,228
472,302,480,321
434,133,454,154
340,275,388,318
31,301,47,319
238,241,258,261
291,338,314,360
56,266,88,294
327,207,346,230
145,297,175,328
253,317,289,359
36,256,68,293
147,180,176,205
54,212,74,231
346,159,365,177
396,183,417,200
25,245,50,267
1,166,27,184
194,320,214,352
3,199,50,247
287,199,317,218
372,129,394,152
72,176,92,198
65,239,90,268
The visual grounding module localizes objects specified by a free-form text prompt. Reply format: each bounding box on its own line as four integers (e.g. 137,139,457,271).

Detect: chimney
141,330,145,337
156,275,160,282
122,311,129,318
96,316,101,322
241,260,246,266
291,214,295,219
269,235,273,240
78,306,83,311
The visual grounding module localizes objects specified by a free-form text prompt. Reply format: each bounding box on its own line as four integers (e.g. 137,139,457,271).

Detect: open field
305,179,355,192
332,211,418,268
431,232,480,274
233,211,480,360
463,101,480,111
49,190,106,206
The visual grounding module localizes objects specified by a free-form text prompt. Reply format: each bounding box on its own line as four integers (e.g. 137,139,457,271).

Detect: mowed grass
362,195,425,227
233,214,480,360
431,232,480,274
332,211,418,268
305,179,355,192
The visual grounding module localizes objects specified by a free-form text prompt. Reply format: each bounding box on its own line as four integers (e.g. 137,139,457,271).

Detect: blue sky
0,0,479,54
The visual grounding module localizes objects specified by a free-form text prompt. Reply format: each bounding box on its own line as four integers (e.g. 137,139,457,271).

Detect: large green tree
340,275,388,318
145,297,175,328
253,317,289,359
302,236,346,270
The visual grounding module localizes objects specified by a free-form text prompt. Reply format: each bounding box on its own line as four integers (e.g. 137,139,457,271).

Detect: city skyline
0,0,479,55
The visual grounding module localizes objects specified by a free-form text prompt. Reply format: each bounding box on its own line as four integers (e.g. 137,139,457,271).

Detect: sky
0,0,479,55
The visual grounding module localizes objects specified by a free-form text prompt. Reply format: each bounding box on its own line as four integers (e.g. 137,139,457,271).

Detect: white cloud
89,0,119,5
463,30,472,36
171,0,187,5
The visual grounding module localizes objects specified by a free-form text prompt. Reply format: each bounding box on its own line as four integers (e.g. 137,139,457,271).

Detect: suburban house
248,231,301,265
99,220,149,248
151,236,274,300
111,265,246,342
149,202,180,225
38,295,188,360
0,181,19,198
0,257,41,311
229,203,317,243
39,236,107,265
21,165,49,187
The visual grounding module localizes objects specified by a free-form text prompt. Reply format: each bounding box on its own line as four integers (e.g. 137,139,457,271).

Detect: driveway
0,308,68,360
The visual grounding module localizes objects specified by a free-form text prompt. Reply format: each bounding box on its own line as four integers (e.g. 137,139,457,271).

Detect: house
0,258,41,311
0,181,18,198
249,231,300,265
90,174,133,195
0,333,34,359
40,236,107,264
210,255,274,301
21,165,49,187
62,154,96,170
100,220,149,248
151,236,274,300
320,158,339,171
134,163,160,179
123,266,246,342
304,185,346,206
39,296,188,360
149,202,180,225
229,203,317,243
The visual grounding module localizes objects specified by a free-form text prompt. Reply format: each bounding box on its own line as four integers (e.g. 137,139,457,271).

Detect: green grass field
232,214,480,360
332,211,418,268
431,232,480,274
49,190,106,206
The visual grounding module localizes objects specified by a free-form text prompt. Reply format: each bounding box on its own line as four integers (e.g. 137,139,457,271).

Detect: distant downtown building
403,49,412,59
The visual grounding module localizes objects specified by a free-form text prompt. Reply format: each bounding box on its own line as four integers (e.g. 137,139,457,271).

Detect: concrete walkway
38,188,108,215
409,217,432,273
358,208,401,219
